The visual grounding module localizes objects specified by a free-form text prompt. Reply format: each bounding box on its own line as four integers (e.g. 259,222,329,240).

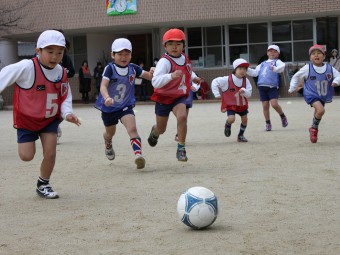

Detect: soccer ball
177,186,218,229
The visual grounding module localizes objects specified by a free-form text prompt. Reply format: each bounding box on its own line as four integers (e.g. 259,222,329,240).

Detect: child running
148,28,202,161
289,44,340,143
0,30,81,199
211,58,252,142
95,38,153,169
247,45,288,131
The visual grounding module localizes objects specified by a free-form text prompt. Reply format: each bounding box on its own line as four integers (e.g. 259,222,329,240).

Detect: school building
1,0,340,104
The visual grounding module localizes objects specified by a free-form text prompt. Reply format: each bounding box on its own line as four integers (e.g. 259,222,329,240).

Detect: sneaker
176,148,188,162
135,155,146,169
224,124,231,137
309,127,318,143
57,126,62,144
36,184,59,199
104,137,115,160
174,134,179,142
266,123,272,131
281,117,288,127
148,126,159,147
237,135,248,142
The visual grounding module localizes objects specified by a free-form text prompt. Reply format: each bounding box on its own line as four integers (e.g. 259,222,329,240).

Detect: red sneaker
309,127,318,143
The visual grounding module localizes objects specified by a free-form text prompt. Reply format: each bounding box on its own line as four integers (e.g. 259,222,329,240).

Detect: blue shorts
17,118,59,143
185,90,194,109
155,97,186,117
227,109,249,116
258,86,279,101
101,105,134,127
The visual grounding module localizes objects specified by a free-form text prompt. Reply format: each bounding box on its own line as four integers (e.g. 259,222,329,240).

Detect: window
272,20,313,62
187,26,225,68
317,17,338,59
229,23,268,64
73,36,87,72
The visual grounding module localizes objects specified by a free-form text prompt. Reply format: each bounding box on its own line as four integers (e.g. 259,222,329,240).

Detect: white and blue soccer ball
177,186,218,229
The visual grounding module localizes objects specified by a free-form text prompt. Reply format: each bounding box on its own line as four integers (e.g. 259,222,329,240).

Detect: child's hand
149,67,155,74
270,63,275,71
104,97,114,106
239,88,245,94
171,70,183,79
66,114,81,126
191,83,200,92
331,82,338,87
192,77,202,84
221,108,227,113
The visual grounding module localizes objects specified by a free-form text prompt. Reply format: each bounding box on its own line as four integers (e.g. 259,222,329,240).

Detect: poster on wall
106,0,137,16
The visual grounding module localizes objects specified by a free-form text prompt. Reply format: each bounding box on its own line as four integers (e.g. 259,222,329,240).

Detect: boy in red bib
148,28,202,161
211,58,252,142
0,30,81,199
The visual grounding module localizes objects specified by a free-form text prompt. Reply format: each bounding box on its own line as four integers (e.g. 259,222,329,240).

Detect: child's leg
238,115,248,142
309,101,325,143
121,114,145,169
175,108,190,141
225,115,235,137
39,133,57,180
18,142,36,161
313,101,325,121
172,103,187,143
262,101,270,121
36,132,59,199
103,125,116,160
270,98,284,115
271,98,288,127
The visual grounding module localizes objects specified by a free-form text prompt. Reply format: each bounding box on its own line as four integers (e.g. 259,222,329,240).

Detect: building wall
2,0,340,38
1,0,340,106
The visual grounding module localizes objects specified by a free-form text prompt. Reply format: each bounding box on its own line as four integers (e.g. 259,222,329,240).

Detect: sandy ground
0,98,340,255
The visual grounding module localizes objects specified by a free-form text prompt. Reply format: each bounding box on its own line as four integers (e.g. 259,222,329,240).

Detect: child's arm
61,85,81,126
331,66,340,86
151,58,174,89
99,78,114,106
246,64,261,77
240,79,252,98
140,67,154,81
191,71,202,92
211,77,229,98
0,60,34,94
271,59,285,73
289,65,309,93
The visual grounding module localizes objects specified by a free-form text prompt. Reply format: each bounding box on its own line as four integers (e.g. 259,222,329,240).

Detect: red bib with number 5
13,57,69,131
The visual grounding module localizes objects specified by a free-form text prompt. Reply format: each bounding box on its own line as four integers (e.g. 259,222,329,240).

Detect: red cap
162,29,186,44
309,44,325,55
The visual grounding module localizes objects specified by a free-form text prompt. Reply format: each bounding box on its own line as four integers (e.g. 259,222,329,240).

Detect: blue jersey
304,63,334,104
258,60,279,88
95,62,142,112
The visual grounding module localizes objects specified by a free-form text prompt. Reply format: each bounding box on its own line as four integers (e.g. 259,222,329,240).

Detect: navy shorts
17,118,59,143
227,109,249,116
155,97,186,117
101,105,135,127
258,86,279,101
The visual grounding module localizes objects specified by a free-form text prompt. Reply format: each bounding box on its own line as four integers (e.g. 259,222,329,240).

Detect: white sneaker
104,137,115,160
36,184,59,199
135,155,145,169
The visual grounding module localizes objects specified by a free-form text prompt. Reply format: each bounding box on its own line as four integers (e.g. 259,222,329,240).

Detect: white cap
267,45,280,53
111,38,132,52
233,58,250,69
37,30,65,48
